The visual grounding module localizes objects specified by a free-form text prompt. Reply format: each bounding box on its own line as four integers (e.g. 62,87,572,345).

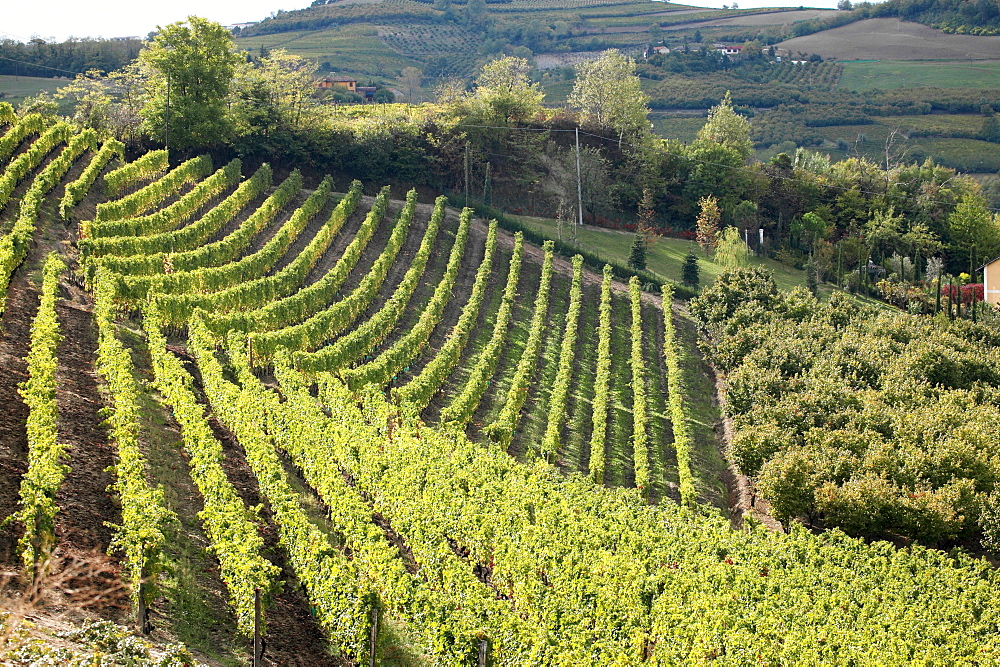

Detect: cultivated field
2,81,1000,664
779,17,1000,60
839,59,1000,89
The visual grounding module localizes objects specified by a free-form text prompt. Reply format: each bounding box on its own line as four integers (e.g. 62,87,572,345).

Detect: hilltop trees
470,55,542,125
138,16,243,150
569,49,650,145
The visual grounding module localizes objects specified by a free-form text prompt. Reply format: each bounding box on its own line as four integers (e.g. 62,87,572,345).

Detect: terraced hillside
2,105,1000,665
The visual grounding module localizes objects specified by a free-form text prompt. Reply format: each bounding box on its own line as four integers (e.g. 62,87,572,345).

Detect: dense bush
693,269,1000,550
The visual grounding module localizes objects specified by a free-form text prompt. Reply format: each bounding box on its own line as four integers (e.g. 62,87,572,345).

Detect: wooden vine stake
253,587,263,666
478,638,489,667
368,605,380,667
137,556,150,635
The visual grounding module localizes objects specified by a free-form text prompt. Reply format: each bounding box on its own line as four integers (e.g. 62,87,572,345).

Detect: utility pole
165,70,170,153
575,127,584,228
464,141,470,209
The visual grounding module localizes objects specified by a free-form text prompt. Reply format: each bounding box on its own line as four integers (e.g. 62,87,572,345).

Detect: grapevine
661,285,696,506
14,253,66,572
589,264,613,484
439,232,524,426
540,255,583,460
482,240,554,448
628,276,650,492
392,219,498,411
341,207,474,391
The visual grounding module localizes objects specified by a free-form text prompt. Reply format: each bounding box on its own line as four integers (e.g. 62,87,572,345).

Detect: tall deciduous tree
948,192,1000,273
400,66,423,104
568,49,650,145
695,91,753,160
715,226,749,270
696,194,722,253
231,48,316,139
472,56,542,125
139,16,242,150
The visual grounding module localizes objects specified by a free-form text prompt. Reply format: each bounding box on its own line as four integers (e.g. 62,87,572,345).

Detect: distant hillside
873,0,1000,35
234,0,805,79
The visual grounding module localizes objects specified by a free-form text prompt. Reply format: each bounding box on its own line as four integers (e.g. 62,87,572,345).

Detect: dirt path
0,234,42,564
52,295,121,553
204,410,338,667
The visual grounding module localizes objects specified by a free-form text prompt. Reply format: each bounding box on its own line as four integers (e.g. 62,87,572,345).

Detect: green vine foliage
15,253,66,572
482,240,555,448
438,232,524,426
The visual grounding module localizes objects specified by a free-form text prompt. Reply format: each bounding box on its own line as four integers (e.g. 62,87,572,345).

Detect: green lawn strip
512,270,569,460
675,310,730,509
839,60,1000,90
558,281,600,476
605,291,636,489
0,75,62,107
509,215,824,294
643,300,679,504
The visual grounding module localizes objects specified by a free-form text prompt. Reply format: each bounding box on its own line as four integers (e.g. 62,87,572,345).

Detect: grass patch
839,60,1000,91
508,213,830,294
0,75,61,106
650,114,705,142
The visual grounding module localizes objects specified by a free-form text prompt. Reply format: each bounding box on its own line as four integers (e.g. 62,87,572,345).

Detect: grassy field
509,213,831,294
649,114,705,142
0,75,63,106
840,60,1000,90
810,122,1000,173
878,113,986,134
780,18,1000,61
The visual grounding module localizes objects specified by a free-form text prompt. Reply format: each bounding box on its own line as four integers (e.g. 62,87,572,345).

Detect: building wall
986,260,1000,305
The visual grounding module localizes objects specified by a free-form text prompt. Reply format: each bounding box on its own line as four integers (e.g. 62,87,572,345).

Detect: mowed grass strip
839,60,1000,90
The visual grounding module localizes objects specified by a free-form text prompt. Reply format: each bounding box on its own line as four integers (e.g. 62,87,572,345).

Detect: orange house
316,76,357,93
983,255,1000,305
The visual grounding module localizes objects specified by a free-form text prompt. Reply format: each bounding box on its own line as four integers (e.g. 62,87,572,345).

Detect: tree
696,194,722,253
948,192,1000,273
568,49,650,145
695,91,753,161
472,56,542,124
466,0,487,28
400,66,423,104
637,187,656,233
715,226,749,270
682,252,700,288
628,231,647,271
138,16,242,150
231,49,316,139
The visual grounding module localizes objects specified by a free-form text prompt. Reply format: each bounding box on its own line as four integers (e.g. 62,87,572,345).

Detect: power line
0,54,82,77
453,120,1000,214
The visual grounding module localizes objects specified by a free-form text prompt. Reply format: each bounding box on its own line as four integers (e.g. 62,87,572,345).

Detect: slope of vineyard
0,141,998,664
